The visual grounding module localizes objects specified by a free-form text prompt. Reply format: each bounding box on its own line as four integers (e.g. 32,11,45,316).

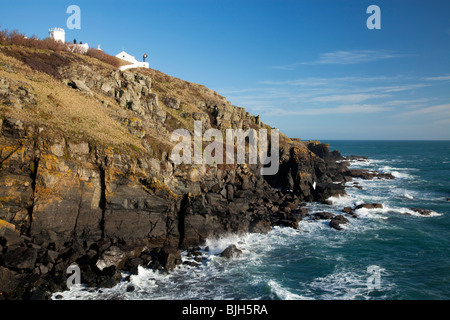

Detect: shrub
0,27,121,68
86,48,122,68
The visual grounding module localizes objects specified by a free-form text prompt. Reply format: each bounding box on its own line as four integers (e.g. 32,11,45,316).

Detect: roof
115,51,139,64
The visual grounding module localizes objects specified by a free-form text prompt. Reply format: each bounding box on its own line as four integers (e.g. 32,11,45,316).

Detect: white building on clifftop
116,51,149,71
49,27,89,53
49,28,66,43
48,27,149,70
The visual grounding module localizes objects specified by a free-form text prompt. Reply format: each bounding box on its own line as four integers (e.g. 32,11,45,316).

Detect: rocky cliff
0,43,373,299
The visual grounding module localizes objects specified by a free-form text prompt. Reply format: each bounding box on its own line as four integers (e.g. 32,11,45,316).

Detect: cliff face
0,44,352,299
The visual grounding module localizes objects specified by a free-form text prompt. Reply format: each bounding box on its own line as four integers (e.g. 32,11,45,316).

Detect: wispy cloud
313,50,407,65
310,94,390,104
263,104,390,116
424,75,450,81
400,104,450,117
271,50,409,70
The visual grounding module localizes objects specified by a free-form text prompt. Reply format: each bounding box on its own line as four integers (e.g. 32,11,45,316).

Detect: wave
306,266,395,300
267,280,312,300
354,205,442,218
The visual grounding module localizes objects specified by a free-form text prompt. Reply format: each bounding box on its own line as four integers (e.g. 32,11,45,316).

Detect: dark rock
124,257,143,275
314,212,334,220
28,289,51,300
0,266,18,294
355,203,383,210
220,245,242,259
183,261,200,267
0,228,24,247
411,208,433,216
159,247,182,271
342,207,353,214
329,215,349,231
346,169,395,180
279,218,300,229
3,247,38,270
314,183,346,201
126,284,135,292
249,218,272,234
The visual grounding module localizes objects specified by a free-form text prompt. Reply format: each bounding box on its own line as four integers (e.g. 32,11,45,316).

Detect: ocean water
54,141,450,300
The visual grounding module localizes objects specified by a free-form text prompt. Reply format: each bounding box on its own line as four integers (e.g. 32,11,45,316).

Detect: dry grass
0,49,143,151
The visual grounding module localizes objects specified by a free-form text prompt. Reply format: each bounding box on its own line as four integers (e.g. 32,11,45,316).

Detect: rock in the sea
159,247,182,271
346,169,395,180
329,215,349,231
355,203,383,210
342,207,353,214
220,245,243,259
314,212,334,220
410,208,433,216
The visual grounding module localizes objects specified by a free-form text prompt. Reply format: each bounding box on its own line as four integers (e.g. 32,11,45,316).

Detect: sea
54,140,450,300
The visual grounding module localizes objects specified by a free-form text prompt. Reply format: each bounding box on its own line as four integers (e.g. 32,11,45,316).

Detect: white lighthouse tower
49,28,66,43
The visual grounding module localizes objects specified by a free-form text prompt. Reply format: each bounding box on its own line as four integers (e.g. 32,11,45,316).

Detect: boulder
249,218,272,234
314,183,346,201
355,203,383,210
68,79,93,95
346,169,395,180
410,208,433,216
342,207,353,214
220,245,243,259
2,247,38,270
96,246,126,271
159,247,182,271
329,215,349,231
0,266,18,294
314,212,334,220
163,97,181,110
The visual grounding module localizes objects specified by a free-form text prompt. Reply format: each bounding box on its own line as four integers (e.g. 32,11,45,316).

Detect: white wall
119,62,150,71
49,28,65,43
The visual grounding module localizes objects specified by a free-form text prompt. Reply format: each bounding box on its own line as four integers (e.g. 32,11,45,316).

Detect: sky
1,0,449,140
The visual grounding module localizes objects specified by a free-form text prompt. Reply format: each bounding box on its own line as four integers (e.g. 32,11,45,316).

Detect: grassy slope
0,43,302,160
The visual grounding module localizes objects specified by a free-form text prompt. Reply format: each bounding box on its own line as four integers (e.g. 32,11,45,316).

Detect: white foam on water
355,206,442,218
306,265,395,300
267,280,312,300
379,166,414,179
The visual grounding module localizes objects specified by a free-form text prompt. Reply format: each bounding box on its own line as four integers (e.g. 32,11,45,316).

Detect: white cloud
314,50,406,65
263,104,390,116
270,50,407,69
424,75,450,81
311,94,390,104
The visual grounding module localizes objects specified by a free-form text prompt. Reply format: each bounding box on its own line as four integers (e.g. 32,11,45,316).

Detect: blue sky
1,0,449,140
